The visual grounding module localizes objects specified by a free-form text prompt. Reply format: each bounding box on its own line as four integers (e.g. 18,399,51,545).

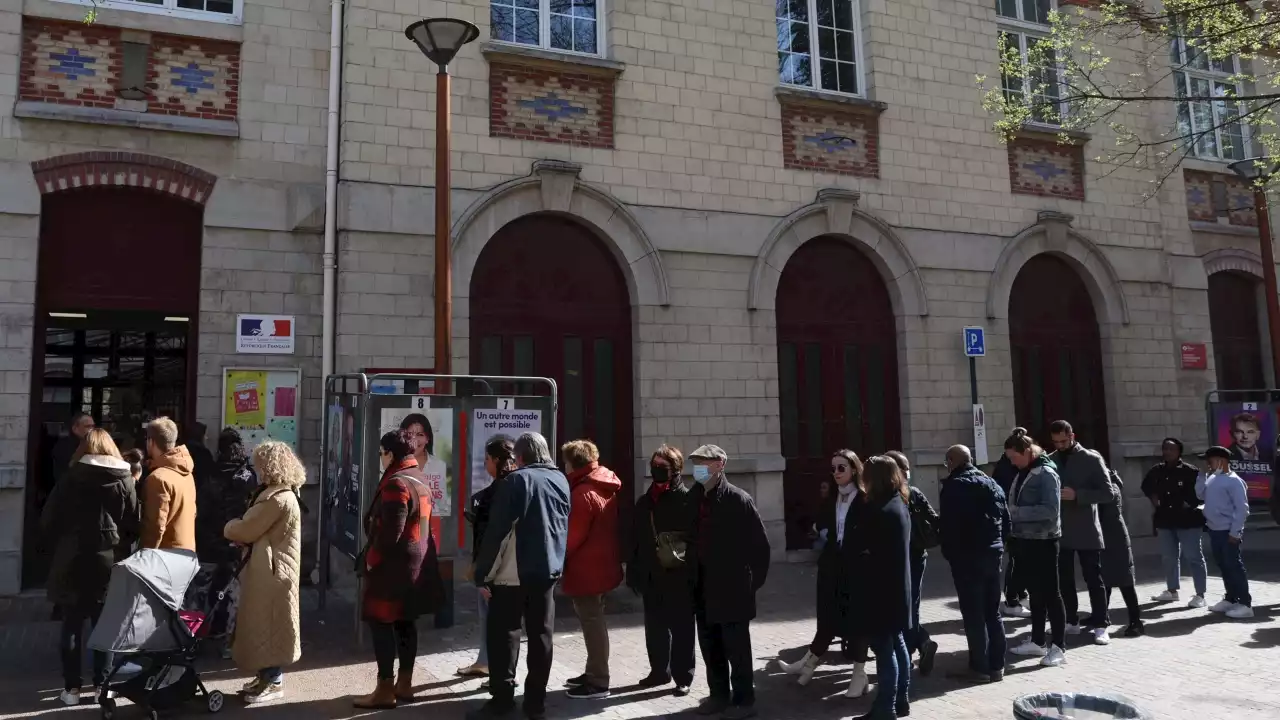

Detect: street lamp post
1229,157,1280,386
405,18,479,380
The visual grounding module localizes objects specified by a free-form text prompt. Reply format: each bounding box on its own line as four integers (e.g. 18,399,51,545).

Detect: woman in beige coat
224,441,303,705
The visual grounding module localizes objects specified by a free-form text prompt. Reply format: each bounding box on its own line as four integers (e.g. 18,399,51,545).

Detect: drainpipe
322,0,343,383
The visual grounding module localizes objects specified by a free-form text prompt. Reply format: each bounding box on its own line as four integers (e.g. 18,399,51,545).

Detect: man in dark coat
1142,438,1208,606
469,432,571,720
939,445,1008,684
688,445,770,720
1048,420,1114,644
628,445,699,695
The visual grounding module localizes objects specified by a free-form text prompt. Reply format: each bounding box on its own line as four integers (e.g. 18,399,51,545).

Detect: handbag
651,513,689,570
909,489,941,550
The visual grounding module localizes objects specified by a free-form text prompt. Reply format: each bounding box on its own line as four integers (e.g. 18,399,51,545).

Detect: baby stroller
88,548,235,719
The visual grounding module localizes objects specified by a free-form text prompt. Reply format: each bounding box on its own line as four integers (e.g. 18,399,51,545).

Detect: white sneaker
1092,627,1111,645
244,682,283,705
1209,599,1235,613
844,663,870,698
1010,639,1048,657
1064,623,1083,634
1151,590,1179,603
1187,595,1206,609
1041,645,1066,667
58,690,79,706
1002,603,1031,618
1226,604,1255,619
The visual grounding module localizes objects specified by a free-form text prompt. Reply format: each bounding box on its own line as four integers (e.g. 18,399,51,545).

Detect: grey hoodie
1049,443,1113,551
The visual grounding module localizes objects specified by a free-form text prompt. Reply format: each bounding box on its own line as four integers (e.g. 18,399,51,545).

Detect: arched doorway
26,185,204,586
469,213,634,507
776,236,900,550
1009,254,1109,455
1208,270,1266,390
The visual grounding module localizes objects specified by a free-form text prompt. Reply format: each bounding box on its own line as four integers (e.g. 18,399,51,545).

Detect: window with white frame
996,0,1063,125
54,0,240,23
1171,37,1248,162
490,0,602,56
776,0,863,96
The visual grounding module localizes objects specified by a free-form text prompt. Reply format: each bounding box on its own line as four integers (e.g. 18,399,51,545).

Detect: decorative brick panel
32,152,217,205
1007,135,1086,200
489,60,616,148
20,18,120,108
779,96,881,178
1184,169,1257,227
19,18,239,122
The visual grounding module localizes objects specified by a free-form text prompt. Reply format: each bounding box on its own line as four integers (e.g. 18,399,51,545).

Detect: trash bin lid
1013,692,1150,720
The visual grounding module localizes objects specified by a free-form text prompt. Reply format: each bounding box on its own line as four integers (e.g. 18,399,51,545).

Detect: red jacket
562,462,623,596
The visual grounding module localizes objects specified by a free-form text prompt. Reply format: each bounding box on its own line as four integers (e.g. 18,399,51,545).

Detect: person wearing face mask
688,445,770,720
456,435,518,680
1196,446,1252,619
627,445,698,696
775,449,871,698
886,449,939,677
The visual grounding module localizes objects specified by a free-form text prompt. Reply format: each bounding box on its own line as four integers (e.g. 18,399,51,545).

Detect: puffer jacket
197,459,257,564
42,455,139,610
1008,454,1062,540
225,484,302,672
141,445,197,551
562,462,624,596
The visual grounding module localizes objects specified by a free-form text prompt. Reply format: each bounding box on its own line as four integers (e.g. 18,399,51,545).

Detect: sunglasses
831,463,849,473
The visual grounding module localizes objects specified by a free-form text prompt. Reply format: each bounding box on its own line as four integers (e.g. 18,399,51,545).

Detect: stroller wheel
207,690,225,714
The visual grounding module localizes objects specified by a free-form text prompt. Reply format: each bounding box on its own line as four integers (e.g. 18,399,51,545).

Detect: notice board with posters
1208,399,1275,500
221,367,302,454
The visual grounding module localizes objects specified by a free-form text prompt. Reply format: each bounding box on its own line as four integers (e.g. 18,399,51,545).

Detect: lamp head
406,18,480,70
1228,156,1280,183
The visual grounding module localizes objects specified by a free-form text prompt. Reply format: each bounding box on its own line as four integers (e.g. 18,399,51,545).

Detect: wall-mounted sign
1181,342,1207,370
237,314,295,354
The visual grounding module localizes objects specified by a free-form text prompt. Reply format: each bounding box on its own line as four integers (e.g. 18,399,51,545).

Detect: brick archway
31,152,217,205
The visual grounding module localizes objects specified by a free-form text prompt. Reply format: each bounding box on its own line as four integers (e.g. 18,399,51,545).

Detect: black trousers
1004,537,1027,605
809,630,868,662
951,553,1007,674
61,604,106,690
1018,538,1066,648
1058,548,1107,626
369,620,417,680
1105,585,1141,625
487,582,555,714
642,585,696,686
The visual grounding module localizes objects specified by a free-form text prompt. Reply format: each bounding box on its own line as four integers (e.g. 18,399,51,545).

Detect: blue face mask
692,465,711,484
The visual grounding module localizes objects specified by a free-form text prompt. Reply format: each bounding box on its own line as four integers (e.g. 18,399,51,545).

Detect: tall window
776,0,863,96
490,0,601,56
996,0,1063,125
52,0,240,23
1172,38,1247,161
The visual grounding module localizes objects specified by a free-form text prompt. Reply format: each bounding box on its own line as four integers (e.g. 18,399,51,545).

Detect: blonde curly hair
252,440,306,488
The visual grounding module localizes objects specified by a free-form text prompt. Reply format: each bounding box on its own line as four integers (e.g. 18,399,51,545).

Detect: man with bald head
939,445,1009,683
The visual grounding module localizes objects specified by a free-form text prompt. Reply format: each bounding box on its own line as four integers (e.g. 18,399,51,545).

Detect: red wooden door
777,236,900,549
1010,254,1109,457
1208,271,1265,391
469,214,634,512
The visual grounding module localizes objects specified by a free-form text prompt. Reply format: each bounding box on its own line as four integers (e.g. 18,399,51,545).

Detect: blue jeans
904,552,929,653
950,552,1006,674
1159,527,1207,596
477,586,490,666
258,667,282,684
1208,530,1251,606
868,632,910,716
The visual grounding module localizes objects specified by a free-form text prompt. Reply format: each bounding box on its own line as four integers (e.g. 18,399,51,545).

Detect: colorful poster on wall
380,398,454,517
470,407,543,497
1210,401,1275,500
222,368,302,454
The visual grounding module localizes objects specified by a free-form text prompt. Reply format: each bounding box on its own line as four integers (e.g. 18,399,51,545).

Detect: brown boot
353,679,397,710
394,668,415,702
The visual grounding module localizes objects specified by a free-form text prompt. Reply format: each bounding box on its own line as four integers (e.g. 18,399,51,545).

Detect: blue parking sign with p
963,327,985,357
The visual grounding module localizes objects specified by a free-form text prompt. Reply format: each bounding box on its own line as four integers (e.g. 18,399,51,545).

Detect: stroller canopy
89,549,200,654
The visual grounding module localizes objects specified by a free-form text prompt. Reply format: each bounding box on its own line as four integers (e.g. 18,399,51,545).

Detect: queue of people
43,414,304,707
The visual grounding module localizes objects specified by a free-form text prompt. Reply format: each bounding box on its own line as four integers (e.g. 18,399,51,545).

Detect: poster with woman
380,404,454,517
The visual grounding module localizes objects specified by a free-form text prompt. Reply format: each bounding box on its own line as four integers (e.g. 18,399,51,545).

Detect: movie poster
1211,402,1275,500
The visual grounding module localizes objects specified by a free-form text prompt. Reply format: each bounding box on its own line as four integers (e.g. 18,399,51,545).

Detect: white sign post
973,404,988,465
964,327,987,463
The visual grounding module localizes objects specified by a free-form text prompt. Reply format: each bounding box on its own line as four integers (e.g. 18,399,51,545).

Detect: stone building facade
0,0,1273,591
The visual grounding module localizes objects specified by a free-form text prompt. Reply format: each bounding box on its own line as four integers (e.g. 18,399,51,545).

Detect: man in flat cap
687,445,770,719
1196,445,1252,619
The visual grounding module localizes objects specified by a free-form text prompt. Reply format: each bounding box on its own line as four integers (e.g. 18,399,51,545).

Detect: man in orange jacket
140,417,197,551
559,439,623,701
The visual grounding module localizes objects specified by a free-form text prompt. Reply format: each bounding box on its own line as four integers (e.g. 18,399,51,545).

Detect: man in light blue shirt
1195,446,1252,618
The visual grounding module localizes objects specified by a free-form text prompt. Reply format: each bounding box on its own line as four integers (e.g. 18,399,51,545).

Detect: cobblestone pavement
3,530,1279,720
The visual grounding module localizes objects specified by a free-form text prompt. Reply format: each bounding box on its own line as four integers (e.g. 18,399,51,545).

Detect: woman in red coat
560,439,623,700
353,430,443,709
